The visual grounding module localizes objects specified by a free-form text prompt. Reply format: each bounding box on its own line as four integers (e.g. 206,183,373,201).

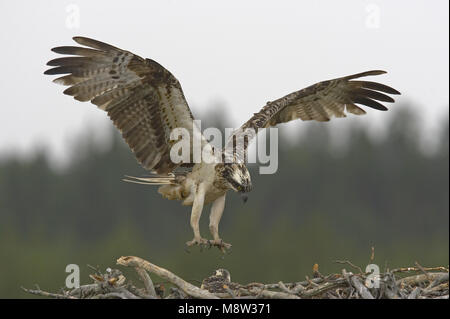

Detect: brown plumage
45,36,195,174
224,70,400,162
45,37,400,250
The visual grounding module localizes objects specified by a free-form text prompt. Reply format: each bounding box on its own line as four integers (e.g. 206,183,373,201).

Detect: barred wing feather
224,70,400,162
45,36,203,174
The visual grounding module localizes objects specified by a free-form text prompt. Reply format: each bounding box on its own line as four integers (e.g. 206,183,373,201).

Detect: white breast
181,162,226,206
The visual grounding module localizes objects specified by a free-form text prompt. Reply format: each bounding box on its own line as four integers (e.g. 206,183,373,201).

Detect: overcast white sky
0,0,448,164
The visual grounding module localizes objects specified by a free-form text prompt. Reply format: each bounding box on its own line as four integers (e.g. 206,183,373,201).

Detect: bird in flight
45,37,400,251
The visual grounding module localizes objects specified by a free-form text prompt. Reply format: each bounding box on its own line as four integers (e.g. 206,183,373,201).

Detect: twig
259,277,325,290
391,266,448,274
415,261,431,281
87,264,102,276
422,283,449,296
407,287,421,299
430,295,449,299
69,283,105,297
299,279,347,298
305,276,320,287
239,287,301,299
425,273,449,291
334,260,364,275
342,270,374,299
21,286,76,299
383,271,402,299
396,272,448,287
291,283,307,294
278,281,295,294
370,246,375,263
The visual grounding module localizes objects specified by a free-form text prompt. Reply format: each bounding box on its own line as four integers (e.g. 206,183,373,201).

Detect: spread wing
223,70,400,162
45,36,202,174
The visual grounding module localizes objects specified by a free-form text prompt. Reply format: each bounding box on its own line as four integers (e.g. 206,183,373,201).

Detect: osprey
201,269,239,293
45,37,400,251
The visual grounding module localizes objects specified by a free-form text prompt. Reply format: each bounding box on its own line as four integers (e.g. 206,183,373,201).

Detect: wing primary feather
344,70,387,80
51,46,106,57
44,66,79,75
353,96,388,111
225,69,400,163
72,36,120,51
47,57,89,66
46,37,198,174
352,88,395,103
351,81,401,95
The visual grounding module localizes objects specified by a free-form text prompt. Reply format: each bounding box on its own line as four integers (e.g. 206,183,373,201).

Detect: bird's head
214,269,231,282
219,163,252,199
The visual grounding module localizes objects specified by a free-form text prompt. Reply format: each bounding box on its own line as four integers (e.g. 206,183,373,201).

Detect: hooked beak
241,193,248,204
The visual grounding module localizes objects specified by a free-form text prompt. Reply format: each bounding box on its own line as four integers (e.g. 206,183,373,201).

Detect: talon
186,237,209,247
209,239,232,251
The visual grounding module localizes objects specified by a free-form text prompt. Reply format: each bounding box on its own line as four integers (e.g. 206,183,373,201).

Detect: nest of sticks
22,256,448,299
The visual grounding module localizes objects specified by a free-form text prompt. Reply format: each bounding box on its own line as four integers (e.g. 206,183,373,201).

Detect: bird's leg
208,193,231,250
186,183,208,247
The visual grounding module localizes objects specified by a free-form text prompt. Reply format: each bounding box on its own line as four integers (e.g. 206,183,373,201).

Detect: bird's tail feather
122,174,176,186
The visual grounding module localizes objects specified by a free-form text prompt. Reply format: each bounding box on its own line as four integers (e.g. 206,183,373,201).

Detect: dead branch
116,255,218,299
342,269,374,299
334,260,365,274
396,272,448,287
21,286,76,299
134,267,156,298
